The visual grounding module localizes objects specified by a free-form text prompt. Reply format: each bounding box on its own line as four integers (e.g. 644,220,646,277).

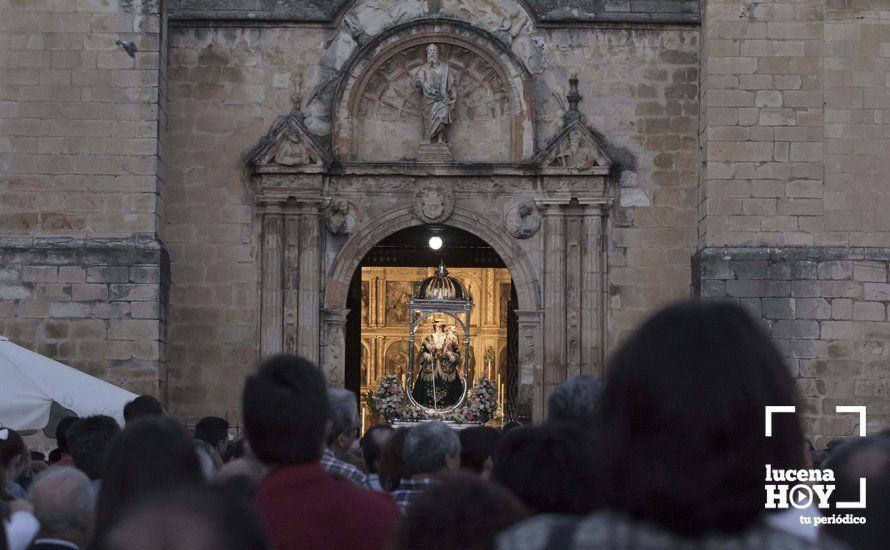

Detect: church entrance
343,226,520,429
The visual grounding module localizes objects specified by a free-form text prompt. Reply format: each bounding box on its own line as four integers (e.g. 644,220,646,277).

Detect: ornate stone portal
247,21,616,422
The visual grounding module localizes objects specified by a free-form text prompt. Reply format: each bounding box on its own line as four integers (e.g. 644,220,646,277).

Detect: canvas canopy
0,336,137,430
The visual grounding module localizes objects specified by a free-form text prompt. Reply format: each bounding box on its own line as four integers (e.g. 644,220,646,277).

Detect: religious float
372,262,498,426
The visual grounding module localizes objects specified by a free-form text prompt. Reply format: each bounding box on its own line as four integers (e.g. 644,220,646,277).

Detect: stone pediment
535,121,613,176
247,112,331,174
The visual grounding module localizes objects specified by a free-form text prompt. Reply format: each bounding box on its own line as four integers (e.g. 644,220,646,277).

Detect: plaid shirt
320,448,370,488
390,477,438,513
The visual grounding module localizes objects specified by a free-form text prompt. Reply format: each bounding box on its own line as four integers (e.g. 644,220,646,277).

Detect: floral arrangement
374,374,406,421
373,376,498,425
462,379,499,424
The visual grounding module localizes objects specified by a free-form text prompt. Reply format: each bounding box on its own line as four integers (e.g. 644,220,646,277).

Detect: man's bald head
30,466,94,542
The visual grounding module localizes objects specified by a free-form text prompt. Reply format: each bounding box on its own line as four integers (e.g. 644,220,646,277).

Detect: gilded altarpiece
359,266,511,428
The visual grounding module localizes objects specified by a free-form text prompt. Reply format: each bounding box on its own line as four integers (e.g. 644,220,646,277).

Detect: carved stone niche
535,120,613,176
246,111,332,175
332,20,536,164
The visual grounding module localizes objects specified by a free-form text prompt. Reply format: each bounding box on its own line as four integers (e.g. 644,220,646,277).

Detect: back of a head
66,415,120,480
403,421,460,476
29,466,93,537
94,416,204,544
394,473,529,550
194,416,230,447
101,487,267,550
546,375,602,428
242,354,330,465
597,301,803,537
0,427,25,471
458,426,502,474
824,435,890,550
327,388,359,446
378,427,410,491
361,424,394,474
123,395,165,424
55,416,79,454
491,424,599,515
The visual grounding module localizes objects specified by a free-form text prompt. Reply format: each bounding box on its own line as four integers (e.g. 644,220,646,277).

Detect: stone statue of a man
412,44,456,144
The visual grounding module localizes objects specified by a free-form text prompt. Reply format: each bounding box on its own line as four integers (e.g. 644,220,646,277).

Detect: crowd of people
1,301,889,549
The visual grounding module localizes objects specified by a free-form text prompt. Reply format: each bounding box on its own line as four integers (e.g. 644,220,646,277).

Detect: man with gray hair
28,466,94,550
320,388,369,487
546,375,603,429
392,421,460,512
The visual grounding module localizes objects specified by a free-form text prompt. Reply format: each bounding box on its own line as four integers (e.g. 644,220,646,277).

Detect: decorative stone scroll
412,182,455,223
504,200,542,239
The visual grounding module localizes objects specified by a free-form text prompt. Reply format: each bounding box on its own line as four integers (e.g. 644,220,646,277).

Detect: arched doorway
342,226,521,427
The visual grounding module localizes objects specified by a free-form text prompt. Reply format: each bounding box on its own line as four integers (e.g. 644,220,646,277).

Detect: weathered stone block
71,283,108,301
109,283,159,302
86,266,130,283
853,301,885,321
130,266,160,283
797,298,831,320
773,319,820,340
49,302,90,318
853,262,887,283
763,298,795,319
863,283,890,302
109,319,159,341
817,260,853,280
58,266,86,283
726,280,790,297
22,266,58,283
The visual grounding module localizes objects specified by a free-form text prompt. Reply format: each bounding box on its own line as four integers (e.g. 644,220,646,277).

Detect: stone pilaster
580,200,607,375
297,205,322,363
515,309,545,423
260,212,284,356
537,199,570,403
321,308,350,387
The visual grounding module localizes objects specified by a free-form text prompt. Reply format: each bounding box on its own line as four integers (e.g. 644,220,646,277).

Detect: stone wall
0,0,168,398
695,248,890,442
0,237,168,396
698,0,890,438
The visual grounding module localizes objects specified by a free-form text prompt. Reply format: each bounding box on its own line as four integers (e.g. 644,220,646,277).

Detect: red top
254,462,401,550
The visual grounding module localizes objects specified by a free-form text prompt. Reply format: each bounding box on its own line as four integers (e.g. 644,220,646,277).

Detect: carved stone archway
246,22,616,422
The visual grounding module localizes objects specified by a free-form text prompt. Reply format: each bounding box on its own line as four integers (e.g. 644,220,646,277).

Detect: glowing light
429,236,443,250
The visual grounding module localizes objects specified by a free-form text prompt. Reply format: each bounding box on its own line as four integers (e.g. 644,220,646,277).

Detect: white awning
0,336,138,430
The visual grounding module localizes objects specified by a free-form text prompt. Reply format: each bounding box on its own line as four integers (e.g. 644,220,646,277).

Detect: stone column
321,308,350,387
515,309,545,422
537,198,570,403
283,214,300,353
260,210,284,356
565,211,583,379
297,204,322,363
579,199,607,375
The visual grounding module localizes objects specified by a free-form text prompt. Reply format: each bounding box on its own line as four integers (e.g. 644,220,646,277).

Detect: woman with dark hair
499,301,831,549
91,416,204,547
0,428,39,550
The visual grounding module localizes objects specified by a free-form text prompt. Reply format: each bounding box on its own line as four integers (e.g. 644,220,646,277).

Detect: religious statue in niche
413,44,457,145
272,132,310,166
411,320,464,408
552,129,599,171
386,282,415,325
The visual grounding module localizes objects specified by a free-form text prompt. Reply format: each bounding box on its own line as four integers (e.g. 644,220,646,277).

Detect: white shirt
4,510,40,550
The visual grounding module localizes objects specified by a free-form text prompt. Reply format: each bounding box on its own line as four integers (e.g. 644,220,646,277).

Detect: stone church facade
1,1,888,439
